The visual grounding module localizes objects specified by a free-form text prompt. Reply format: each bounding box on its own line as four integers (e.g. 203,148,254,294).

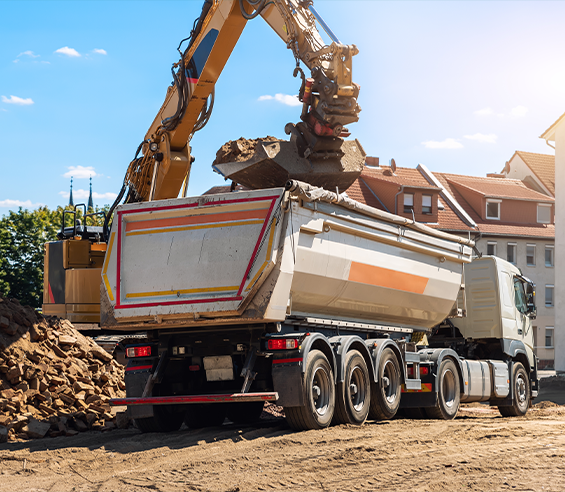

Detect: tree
0,207,59,307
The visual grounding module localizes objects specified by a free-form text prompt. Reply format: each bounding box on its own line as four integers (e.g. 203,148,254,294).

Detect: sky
1,0,565,213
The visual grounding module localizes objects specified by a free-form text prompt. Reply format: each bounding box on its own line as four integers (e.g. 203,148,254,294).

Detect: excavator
42,0,363,334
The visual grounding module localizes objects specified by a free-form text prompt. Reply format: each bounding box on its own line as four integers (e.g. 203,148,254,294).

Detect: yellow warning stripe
125,219,264,237
401,383,432,393
102,232,115,302
245,218,278,292
125,285,239,299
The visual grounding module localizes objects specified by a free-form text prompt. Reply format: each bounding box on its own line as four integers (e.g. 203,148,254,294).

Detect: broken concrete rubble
0,295,131,442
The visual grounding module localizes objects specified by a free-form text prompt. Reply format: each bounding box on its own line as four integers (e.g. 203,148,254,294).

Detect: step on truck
106,181,539,430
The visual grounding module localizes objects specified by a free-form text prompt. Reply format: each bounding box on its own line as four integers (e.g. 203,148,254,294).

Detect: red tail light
126,346,152,358
407,366,430,377
268,338,298,350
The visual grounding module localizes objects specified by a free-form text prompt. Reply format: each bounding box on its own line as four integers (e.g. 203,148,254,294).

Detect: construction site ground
1,378,564,492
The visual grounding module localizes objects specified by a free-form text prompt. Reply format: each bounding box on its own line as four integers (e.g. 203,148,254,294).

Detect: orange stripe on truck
125,208,269,232
348,261,429,294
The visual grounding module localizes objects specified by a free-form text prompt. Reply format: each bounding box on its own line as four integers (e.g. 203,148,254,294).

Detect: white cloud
1,95,34,105
421,138,463,149
464,133,498,144
17,50,40,58
0,199,44,209
258,93,301,107
55,46,81,57
59,190,117,201
92,49,107,55
63,165,98,179
474,107,493,116
510,105,528,118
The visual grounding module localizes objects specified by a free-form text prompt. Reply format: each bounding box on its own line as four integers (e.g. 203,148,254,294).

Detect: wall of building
396,190,439,223
554,122,565,373
475,236,555,367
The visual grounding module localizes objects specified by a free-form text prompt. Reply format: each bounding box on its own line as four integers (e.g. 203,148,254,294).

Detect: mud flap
272,363,304,407
125,370,154,419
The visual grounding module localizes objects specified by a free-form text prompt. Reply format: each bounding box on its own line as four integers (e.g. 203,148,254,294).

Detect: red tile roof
434,172,554,239
361,165,439,190
442,173,554,203
346,177,387,211
514,151,555,196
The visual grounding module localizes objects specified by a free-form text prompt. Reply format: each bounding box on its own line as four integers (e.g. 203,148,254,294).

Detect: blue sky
1,1,564,212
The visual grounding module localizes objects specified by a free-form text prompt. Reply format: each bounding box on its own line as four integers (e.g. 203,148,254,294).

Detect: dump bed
101,183,474,332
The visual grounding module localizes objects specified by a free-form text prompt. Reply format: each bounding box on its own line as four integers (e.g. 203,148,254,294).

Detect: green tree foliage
0,204,109,308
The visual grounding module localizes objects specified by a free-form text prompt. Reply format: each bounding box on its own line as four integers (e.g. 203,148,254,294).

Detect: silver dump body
100,182,474,332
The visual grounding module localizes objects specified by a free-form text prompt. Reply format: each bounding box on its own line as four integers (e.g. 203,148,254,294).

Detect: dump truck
42,0,538,430
106,181,539,430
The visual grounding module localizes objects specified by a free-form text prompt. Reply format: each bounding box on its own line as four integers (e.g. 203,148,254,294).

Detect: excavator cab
43,205,106,325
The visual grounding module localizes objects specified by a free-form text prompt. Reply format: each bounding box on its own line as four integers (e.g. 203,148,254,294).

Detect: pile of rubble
0,296,128,442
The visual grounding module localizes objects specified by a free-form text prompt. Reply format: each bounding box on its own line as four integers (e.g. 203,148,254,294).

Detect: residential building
348,161,555,367
540,111,565,374
503,151,555,197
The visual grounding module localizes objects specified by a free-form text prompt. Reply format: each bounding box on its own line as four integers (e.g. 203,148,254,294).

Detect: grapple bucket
212,136,365,192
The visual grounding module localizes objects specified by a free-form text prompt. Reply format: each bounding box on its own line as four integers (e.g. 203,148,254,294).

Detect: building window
537,204,552,224
545,285,554,307
545,327,554,348
533,326,538,348
487,241,497,256
507,243,517,264
404,193,414,213
422,195,432,214
526,244,536,266
486,199,501,220
545,245,554,267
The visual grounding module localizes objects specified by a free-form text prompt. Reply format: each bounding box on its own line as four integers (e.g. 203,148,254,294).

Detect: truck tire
184,404,227,428
425,358,460,420
285,350,335,430
226,402,265,424
368,348,401,420
498,362,530,417
333,350,371,425
134,405,185,433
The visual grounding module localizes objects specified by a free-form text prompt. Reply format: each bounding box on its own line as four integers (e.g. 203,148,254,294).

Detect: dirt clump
0,295,128,442
214,136,280,165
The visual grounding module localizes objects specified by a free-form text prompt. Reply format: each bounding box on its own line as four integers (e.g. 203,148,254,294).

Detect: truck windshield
513,278,527,314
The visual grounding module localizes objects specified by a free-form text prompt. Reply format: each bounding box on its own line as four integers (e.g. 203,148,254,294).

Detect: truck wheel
425,358,460,420
285,349,335,430
184,404,227,428
226,402,265,424
134,405,184,433
368,348,401,420
333,350,371,425
498,362,530,417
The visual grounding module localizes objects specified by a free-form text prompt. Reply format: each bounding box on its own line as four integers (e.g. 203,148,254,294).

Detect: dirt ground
1,378,564,492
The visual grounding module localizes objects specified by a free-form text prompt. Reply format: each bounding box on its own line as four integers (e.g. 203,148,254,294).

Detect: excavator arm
123,0,361,204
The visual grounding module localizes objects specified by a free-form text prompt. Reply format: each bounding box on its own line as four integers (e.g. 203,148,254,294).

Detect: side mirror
526,289,536,319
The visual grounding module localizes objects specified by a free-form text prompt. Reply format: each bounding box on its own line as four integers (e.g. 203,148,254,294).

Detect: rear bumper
110,392,279,406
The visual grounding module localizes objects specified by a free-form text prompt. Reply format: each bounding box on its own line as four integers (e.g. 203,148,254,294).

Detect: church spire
68,177,74,207
87,176,94,211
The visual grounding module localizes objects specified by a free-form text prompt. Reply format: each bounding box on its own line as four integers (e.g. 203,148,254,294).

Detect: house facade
348,161,555,368
540,112,565,374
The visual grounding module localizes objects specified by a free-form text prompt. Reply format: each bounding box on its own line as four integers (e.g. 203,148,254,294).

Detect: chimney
366,156,379,167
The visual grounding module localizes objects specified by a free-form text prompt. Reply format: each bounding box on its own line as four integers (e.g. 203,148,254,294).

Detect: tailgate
102,188,285,320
